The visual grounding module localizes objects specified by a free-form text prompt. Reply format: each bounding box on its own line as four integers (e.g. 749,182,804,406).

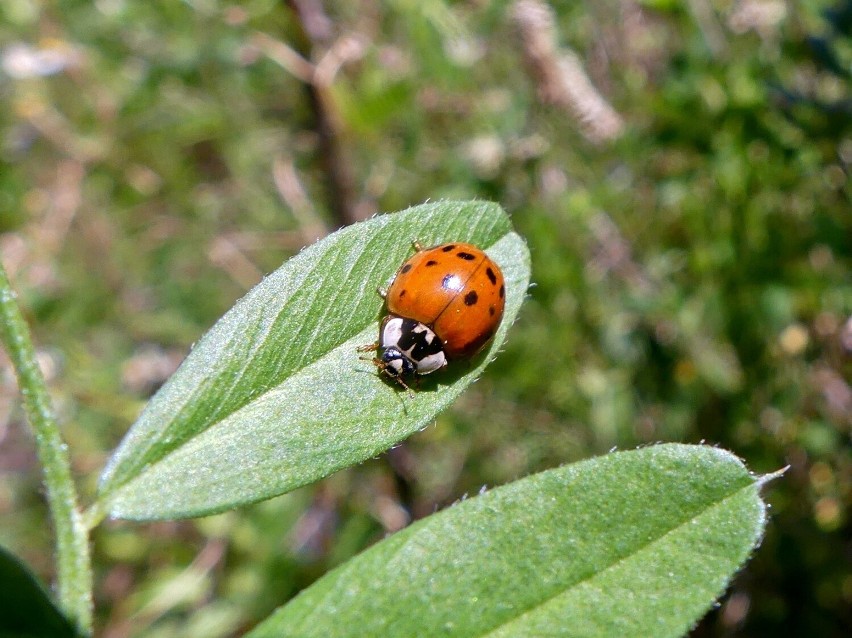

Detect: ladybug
363,241,505,391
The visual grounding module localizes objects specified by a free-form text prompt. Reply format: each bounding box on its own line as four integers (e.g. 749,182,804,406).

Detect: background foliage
0,0,849,636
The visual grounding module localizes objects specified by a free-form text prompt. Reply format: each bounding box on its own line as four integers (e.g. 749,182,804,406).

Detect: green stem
0,262,93,635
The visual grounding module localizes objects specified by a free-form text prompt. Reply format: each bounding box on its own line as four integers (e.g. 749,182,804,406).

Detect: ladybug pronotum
364,241,506,390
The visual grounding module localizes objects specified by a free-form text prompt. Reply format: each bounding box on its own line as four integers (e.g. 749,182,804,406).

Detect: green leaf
96,201,530,520
0,545,77,638
246,444,768,638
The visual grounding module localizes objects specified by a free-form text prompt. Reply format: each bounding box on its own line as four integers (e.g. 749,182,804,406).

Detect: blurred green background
1,0,849,636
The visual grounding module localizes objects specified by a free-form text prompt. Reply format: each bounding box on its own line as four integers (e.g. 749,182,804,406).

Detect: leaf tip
756,464,789,488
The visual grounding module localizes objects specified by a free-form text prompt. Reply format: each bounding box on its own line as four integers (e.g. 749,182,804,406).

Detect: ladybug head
379,347,417,379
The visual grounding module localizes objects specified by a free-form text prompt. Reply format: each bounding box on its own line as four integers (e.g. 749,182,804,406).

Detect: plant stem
0,262,93,635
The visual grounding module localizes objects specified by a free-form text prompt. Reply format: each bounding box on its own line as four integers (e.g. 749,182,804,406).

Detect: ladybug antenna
361,356,415,398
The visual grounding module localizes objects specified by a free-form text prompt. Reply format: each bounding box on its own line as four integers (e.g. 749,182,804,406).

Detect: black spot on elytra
489,305,495,316
499,284,505,298
456,251,476,261
425,260,438,266
399,290,407,299
401,264,412,273
441,245,456,252
464,291,478,306
486,267,497,285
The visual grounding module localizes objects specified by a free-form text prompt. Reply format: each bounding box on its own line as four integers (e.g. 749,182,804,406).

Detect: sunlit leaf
247,444,768,638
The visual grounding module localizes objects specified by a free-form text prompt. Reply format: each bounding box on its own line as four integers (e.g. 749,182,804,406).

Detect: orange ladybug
364,242,505,389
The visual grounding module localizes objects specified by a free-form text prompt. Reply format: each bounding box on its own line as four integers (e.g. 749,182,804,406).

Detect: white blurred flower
2,42,81,79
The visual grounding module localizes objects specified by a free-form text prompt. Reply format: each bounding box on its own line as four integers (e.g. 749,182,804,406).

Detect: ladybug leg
356,343,379,353
359,354,386,371
376,285,388,299
412,240,425,252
